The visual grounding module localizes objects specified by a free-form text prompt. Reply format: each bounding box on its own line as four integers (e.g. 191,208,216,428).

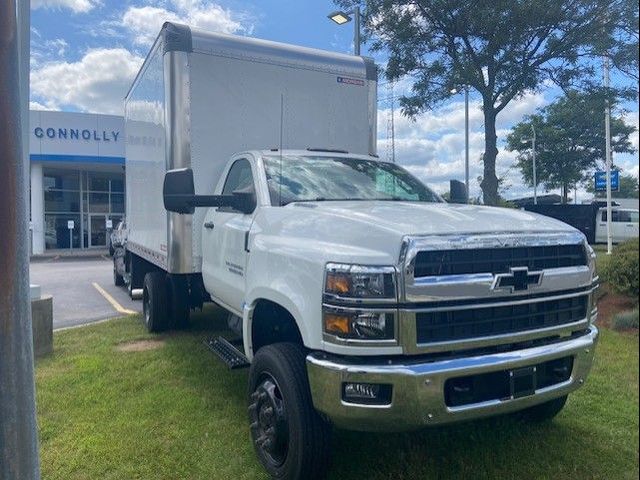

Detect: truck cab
596,207,639,243
159,148,599,479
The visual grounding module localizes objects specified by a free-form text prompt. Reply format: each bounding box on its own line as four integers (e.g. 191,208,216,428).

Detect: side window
616,211,631,223
220,159,256,213
629,211,639,223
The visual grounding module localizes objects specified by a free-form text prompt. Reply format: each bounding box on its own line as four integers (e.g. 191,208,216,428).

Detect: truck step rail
204,336,250,369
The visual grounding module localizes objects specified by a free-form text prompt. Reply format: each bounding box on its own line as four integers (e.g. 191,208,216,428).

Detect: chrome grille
416,295,588,344
414,244,587,278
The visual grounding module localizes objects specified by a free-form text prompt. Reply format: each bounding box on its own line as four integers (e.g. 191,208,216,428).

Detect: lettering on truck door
201,158,257,314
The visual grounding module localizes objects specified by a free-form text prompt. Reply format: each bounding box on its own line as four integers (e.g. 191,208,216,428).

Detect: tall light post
450,87,470,202
1,0,41,478
531,124,537,205
521,126,538,205
603,55,613,255
328,6,361,55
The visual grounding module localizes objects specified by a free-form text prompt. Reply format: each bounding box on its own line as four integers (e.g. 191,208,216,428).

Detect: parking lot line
92,282,137,315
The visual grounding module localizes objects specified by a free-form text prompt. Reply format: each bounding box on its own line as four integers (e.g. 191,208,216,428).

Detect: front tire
113,259,125,286
142,272,169,333
519,395,568,422
248,343,332,480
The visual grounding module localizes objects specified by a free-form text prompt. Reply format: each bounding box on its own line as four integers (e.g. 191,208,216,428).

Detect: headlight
324,308,395,340
324,263,396,300
323,263,397,342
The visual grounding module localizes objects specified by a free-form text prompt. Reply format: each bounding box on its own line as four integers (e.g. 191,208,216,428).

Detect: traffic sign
594,170,619,192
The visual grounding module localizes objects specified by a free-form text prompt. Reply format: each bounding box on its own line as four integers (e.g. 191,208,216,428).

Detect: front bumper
306,326,598,432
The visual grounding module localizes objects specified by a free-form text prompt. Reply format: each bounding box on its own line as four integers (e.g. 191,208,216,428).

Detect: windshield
263,155,442,206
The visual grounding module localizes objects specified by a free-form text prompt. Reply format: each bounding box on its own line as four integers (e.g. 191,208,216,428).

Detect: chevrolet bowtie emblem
492,267,543,292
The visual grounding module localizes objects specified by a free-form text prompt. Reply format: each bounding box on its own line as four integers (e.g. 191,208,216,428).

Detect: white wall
29,110,124,159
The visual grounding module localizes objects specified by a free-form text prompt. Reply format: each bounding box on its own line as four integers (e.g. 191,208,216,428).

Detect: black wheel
248,343,332,480
167,275,190,329
520,395,568,422
127,256,134,298
142,272,169,333
113,259,125,286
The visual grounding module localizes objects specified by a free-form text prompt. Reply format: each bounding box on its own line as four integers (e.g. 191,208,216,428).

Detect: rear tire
167,275,190,329
248,343,332,480
142,272,169,333
520,395,568,422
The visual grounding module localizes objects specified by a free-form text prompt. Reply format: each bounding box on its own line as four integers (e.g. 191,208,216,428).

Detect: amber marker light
325,272,351,295
324,313,351,335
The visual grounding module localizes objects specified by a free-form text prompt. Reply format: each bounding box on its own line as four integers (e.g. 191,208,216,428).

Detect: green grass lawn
37,309,638,480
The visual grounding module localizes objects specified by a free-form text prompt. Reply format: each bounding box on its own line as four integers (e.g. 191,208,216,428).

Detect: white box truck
118,23,599,480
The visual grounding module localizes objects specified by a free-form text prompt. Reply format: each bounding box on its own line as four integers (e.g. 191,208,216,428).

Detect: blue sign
594,170,619,192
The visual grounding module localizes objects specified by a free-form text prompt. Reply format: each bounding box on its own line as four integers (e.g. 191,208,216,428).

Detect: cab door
616,210,639,242
201,158,257,314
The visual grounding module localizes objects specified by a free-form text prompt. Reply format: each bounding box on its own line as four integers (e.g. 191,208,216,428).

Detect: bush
602,238,639,300
612,309,639,331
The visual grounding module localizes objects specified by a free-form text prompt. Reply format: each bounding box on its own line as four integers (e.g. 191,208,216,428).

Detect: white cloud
29,100,49,110
613,112,640,179
31,0,98,14
122,1,251,47
31,38,69,68
377,91,548,199
30,48,143,115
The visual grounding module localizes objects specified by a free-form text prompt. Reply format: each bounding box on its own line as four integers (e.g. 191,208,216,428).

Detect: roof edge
361,56,378,81
161,22,192,54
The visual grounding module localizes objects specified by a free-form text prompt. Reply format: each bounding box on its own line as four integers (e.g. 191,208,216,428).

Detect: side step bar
205,336,250,369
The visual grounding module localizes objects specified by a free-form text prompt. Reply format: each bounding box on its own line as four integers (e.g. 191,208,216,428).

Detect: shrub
602,238,639,300
612,309,639,331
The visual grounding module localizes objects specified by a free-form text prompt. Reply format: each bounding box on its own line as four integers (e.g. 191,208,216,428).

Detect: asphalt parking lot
30,255,141,329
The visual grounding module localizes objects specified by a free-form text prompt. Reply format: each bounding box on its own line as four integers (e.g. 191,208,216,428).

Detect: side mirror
449,179,468,204
232,190,257,215
163,168,196,214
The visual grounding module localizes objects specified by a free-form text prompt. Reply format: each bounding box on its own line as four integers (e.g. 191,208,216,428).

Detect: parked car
524,203,639,244
595,208,639,243
109,219,127,256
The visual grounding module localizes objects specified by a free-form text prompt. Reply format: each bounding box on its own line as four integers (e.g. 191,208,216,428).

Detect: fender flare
243,287,309,361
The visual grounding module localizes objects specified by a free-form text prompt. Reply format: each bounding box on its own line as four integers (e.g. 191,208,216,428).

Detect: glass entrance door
89,215,108,248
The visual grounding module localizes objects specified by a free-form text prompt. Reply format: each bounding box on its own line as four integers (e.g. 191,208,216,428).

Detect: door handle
204,221,215,229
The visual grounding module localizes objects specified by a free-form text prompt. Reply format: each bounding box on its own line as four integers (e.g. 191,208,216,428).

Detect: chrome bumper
306,326,598,432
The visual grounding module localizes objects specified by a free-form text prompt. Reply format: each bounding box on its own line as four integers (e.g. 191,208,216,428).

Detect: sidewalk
31,248,109,262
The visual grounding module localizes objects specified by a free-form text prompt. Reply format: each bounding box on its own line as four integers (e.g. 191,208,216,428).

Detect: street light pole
328,7,361,56
532,124,537,205
464,87,469,202
353,6,360,56
604,55,613,255
0,0,41,478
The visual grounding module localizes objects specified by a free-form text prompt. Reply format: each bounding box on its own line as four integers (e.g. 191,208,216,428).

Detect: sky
29,0,639,201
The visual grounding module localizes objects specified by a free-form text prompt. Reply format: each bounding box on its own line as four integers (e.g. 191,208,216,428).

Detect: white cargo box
125,22,377,274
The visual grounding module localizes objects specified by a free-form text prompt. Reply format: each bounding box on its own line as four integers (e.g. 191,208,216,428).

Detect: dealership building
29,110,125,254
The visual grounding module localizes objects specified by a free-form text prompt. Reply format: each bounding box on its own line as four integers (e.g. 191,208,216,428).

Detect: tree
587,173,640,198
506,90,636,203
335,0,639,205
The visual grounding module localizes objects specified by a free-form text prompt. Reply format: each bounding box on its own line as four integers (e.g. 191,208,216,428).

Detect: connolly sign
33,127,120,143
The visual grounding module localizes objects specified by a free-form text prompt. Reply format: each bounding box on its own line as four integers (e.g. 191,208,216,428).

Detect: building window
42,167,125,249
